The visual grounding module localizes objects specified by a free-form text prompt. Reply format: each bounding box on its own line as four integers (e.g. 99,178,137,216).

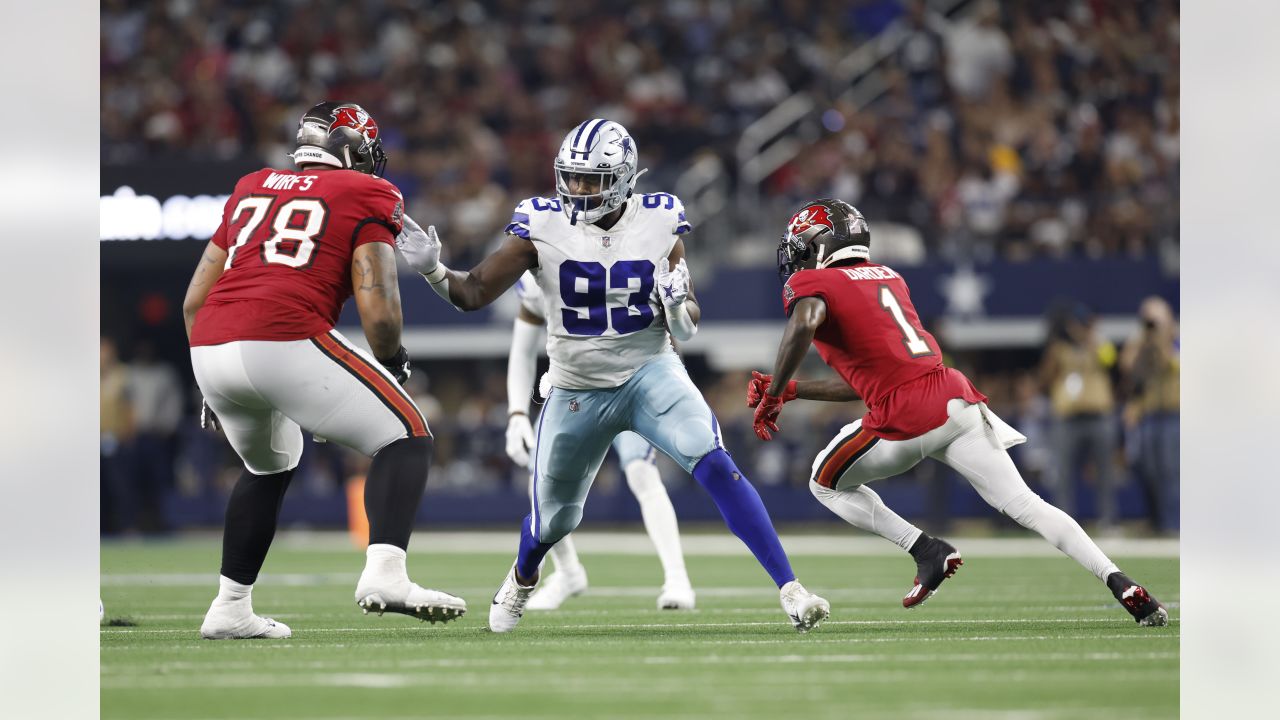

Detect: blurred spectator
1120,296,1179,533
100,337,134,534
100,0,1178,262
1038,303,1120,529
125,341,183,533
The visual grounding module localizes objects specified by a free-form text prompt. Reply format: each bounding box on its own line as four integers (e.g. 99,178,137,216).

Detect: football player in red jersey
748,199,1168,626
181,102,465,639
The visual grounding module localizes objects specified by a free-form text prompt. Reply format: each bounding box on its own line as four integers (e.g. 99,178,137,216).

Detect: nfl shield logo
569,399,580,413
600,236,611,248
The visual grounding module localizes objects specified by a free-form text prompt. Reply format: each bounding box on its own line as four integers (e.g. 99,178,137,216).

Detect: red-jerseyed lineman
183,102,465,639
750,198,1168,626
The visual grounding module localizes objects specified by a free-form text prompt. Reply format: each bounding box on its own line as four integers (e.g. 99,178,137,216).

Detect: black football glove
377,346,412,385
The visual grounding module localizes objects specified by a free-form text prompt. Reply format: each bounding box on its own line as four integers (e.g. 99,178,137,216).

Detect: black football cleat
903,535,963,609
1107,572,1169,626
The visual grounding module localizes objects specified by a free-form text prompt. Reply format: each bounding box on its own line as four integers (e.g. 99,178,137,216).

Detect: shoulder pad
506,197,564,239
636,192,691,235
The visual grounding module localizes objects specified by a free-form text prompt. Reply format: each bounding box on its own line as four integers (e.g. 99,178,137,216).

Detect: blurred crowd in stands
100,0,1179,535
102,293,1179,536
102,0,1179,263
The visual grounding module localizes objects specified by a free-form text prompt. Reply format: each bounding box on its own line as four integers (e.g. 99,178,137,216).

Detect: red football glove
747,371,797,408
753,392,785,441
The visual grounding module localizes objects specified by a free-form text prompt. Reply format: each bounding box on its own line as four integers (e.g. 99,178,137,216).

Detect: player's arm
506,304,545,467
657,238,699,340
182,240,228,340
509,304,545,417
768,297,827,396
351,242,410,377
395,216,536,311
794,378,861,402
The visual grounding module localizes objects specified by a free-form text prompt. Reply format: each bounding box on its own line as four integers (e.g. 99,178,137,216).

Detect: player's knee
691,448,746,490
999,490,1044,524
542,505,583,543
624,459,663,501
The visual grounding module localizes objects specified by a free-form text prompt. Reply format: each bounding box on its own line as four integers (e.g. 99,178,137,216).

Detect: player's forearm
794,378,860,402
508,318,541,414
665,299,699,341
767,328,813,397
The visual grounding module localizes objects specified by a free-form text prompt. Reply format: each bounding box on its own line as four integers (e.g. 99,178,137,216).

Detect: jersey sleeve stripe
311,333,429,438
814,425,879,489
505,222,531,239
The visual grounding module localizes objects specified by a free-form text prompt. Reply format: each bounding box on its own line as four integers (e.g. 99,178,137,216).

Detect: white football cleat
657,582,696,610
355,575,466,624
525,566,588,610
488,564,537,633
200,598,292,640
780,580,830,633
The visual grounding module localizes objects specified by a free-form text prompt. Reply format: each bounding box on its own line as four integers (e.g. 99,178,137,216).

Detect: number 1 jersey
782,265,986,440
505,193,691,390
189,167,404,347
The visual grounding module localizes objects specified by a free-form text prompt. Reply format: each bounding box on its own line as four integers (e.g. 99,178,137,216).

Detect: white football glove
199,398,220,432
394,214,441,276
655,257,690,309
505,413,535,468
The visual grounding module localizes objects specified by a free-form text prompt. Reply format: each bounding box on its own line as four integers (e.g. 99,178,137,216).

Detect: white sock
363,543,408,582
1002,493,1120,581
625,460,690,587
810,482,923,552
216,575,252,603
547,534,584,576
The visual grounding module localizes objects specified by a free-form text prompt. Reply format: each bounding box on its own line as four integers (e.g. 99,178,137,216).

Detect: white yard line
101,651,1177,689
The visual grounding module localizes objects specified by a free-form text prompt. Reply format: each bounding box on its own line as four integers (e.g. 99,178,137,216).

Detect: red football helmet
292,101,388,176
777,198,870,282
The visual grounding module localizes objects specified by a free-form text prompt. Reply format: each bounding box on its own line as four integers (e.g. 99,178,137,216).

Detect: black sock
365,436,432,550
1105,571,1133,596
908,533,934,560
220,468,295,585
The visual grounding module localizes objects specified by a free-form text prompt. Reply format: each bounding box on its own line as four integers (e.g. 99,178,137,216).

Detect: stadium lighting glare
100,186,228,241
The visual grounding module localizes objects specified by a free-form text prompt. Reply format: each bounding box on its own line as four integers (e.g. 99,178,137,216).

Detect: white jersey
505,193,692,389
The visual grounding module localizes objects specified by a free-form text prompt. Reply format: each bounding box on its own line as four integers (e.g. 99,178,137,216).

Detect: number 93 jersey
505,192,692,389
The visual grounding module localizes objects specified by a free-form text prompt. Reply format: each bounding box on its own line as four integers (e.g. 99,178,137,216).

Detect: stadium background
99,0,1179,538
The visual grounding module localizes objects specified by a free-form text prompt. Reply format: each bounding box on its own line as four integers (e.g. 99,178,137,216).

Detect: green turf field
101,532,1178,719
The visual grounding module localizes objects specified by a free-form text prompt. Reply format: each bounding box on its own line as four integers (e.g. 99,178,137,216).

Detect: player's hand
747,371,797,408
753,392,784,441
394,214,441,276
506,412,534,467
655,257,690,308
200,398,220,432
376,346,412,385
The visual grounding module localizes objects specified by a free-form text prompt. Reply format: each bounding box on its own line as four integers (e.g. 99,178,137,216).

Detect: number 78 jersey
190,167,404,347
506,192,691,389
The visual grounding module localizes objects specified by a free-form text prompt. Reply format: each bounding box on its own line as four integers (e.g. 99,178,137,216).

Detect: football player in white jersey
507,270,695,610
396,118,829,633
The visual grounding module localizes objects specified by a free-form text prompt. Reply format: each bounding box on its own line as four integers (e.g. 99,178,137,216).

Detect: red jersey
782,264,986,440
190,167,404,347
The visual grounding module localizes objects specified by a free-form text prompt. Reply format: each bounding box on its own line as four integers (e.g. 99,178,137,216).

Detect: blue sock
692,449,795,587
515,513,554,582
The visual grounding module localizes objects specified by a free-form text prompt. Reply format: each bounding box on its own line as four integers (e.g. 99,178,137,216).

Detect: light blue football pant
530,351,721,543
